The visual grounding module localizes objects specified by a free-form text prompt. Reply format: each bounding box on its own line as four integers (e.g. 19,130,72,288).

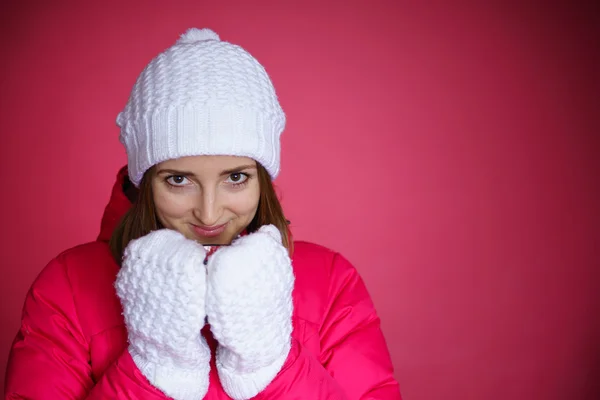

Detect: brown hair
109,163,293,265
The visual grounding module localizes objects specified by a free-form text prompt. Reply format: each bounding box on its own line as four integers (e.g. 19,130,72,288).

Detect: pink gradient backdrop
0,2,598,399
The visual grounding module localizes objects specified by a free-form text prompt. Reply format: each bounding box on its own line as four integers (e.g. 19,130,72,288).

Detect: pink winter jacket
5,167,402,399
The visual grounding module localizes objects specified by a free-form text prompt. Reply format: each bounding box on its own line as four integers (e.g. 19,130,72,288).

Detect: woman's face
151,155,260,245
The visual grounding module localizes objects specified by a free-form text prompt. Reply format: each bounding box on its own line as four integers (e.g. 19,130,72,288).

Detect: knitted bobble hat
116,28,286,186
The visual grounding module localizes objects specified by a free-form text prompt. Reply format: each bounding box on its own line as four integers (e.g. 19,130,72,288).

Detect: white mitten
115,229,211,400
206,225,294,400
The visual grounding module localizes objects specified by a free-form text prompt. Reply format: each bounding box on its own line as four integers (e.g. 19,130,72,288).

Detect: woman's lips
191,222,228,238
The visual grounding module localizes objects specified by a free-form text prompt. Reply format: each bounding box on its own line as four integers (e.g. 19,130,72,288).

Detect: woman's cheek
155,190,197,219
231,188,260,216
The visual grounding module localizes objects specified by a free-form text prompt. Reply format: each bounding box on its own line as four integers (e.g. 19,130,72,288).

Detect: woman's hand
206,225,295,400
115,229,211,400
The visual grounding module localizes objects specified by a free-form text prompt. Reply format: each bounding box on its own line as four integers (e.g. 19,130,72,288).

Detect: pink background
1,1,598,399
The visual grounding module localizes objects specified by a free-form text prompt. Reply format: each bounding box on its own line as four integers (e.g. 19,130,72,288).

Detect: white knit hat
116,28,286,186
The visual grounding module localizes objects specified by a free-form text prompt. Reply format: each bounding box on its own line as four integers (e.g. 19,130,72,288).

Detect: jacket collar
97,166,131,242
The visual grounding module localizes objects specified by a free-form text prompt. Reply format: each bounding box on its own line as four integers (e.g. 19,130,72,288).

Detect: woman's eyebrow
156,165,257,176
156,168,195,176
220,165,257,175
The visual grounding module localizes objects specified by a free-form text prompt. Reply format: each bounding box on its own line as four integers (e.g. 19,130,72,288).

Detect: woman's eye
226,173,248,184
167,175,189,186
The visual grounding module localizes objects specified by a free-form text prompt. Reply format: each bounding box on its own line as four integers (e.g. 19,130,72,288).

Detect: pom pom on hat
177,28,220,44
117,28,286,186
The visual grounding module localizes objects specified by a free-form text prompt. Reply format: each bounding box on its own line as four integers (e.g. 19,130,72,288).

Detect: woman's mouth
191,222,228,238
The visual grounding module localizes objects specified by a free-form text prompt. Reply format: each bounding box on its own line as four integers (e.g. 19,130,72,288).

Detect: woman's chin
190,230,235,246
197,237,231,246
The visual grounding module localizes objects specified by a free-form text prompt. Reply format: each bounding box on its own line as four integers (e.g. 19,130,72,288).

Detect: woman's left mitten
206,225,294,400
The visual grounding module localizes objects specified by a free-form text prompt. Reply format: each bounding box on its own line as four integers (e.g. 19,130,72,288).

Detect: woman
5,28,401,399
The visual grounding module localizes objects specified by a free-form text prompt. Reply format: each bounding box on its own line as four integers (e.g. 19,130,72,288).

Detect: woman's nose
194,189,222,226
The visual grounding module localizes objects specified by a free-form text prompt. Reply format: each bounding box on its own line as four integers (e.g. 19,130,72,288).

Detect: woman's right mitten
115,229,210,400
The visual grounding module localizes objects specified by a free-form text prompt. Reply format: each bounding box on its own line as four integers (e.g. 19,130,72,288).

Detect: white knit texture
115,229,211,400
116,27,286,186
206,225,294,399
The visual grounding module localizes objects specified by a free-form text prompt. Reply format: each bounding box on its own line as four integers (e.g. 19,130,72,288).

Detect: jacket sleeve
255,252,402,400
4,257,168,399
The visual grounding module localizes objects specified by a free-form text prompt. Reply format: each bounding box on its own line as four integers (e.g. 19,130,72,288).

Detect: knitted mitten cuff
216,341,291,400
130,342,211,400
